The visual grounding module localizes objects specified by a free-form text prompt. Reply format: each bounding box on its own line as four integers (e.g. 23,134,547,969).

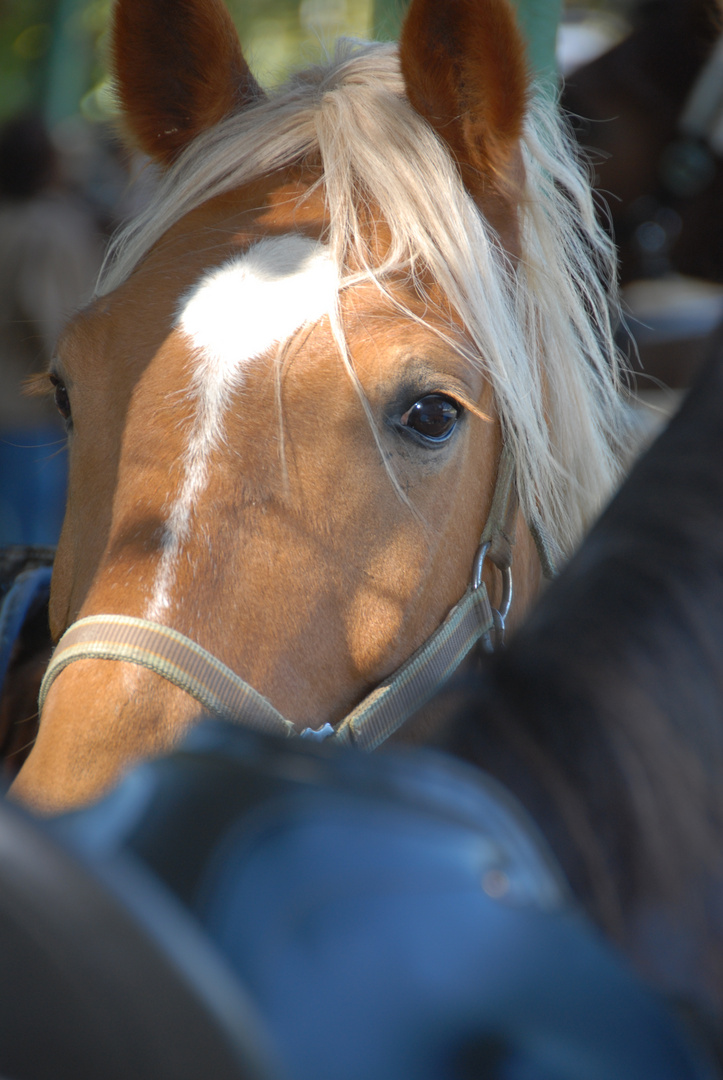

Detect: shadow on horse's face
11,0,629,812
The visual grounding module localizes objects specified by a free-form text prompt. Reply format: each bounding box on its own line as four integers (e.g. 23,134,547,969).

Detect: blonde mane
100,40,632,555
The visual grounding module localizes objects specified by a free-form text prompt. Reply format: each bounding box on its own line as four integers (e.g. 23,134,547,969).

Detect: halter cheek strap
331,583,495,749
37,447,551,749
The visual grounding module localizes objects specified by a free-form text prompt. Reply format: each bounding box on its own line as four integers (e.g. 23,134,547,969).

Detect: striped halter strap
38,447,555,751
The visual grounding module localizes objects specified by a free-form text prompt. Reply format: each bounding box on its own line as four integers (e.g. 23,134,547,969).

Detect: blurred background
0,0,719,544
0,0,635,128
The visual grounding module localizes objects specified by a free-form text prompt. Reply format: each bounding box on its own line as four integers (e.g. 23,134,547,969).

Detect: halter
38,447,554,750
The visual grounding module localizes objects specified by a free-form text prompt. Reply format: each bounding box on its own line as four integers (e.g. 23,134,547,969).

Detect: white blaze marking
146,234,338,618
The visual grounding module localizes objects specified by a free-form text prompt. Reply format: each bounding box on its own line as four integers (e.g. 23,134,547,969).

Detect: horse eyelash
24,372,55,399
442,393,492,423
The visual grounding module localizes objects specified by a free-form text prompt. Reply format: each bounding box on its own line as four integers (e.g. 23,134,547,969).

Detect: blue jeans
0,426,67,545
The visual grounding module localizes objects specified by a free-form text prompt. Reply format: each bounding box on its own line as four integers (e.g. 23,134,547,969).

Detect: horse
560,0,723,416
430,322,723,1036
10,328,723,1074
8,0,632,813
562,0,723,287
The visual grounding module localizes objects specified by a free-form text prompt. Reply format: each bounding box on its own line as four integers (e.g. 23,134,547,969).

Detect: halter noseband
38,447,554,750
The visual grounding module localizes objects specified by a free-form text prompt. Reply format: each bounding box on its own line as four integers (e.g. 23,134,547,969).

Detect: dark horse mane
433,327,723,1022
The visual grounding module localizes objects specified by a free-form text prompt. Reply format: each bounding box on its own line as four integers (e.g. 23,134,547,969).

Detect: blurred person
0,112,101,545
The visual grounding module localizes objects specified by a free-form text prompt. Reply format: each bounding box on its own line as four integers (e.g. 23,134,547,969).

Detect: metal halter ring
472,541,513,629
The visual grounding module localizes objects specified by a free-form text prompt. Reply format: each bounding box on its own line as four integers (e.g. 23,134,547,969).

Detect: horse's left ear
399,0,529,249
110,0,264,167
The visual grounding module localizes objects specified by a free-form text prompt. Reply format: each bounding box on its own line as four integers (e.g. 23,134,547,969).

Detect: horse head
11,0,629,811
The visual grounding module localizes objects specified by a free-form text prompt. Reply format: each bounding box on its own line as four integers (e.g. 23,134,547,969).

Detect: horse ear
110,0,263,166
399,0,529,246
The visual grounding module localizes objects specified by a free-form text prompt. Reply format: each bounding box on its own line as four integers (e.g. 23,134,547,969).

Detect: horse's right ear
110,0,263,167
399,0,529,250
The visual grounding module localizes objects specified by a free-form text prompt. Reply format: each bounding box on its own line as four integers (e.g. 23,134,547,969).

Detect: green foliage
0,0,583,127
0,0,379,126
0,0,56,120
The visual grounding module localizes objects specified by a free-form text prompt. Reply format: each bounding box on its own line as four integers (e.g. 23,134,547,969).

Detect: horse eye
49,373,71,422
401,394,460,442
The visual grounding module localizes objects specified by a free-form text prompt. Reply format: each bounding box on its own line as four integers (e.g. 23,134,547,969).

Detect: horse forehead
174,233,339,375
